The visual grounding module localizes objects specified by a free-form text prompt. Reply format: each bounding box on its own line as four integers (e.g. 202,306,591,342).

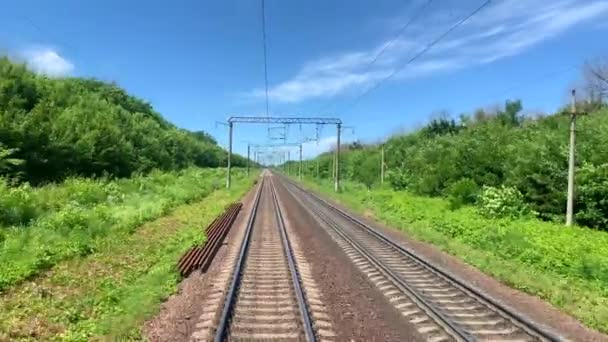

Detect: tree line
0,57,244,185
299,97,608,229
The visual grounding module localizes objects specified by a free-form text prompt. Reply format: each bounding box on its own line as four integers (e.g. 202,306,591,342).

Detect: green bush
477,185,534,219
576,163,608,228
447,178,479,209
299,103,608,229
0,180,40,226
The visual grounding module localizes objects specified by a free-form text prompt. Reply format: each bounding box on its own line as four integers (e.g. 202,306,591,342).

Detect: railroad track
279,175,563,342
214,174,316,341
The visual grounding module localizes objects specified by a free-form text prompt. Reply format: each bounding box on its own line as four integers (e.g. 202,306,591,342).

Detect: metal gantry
224,116,343,191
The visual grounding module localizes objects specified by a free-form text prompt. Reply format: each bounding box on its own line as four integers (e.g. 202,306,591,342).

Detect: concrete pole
335,123,341,192
287,150,291,175
299,143,303,180
381,144,385,185
226,122,233,189
246,144,250,177
332,143,337,181
566,89,577,226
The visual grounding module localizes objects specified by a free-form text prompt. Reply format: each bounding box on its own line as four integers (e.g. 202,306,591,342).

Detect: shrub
477,185,534,218
0,180,40,226
447,178,479,209
574,163,608,228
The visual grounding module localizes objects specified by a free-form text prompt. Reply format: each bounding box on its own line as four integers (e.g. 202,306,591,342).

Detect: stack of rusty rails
177,202,243,276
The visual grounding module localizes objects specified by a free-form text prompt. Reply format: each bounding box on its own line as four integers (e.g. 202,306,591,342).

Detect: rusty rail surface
177,202,242,276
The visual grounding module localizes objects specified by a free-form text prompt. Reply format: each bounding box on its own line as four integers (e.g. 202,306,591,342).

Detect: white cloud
22,47,74,77
253,70,390,103
300,134,356,158
301,136,337,158
247,0,608,103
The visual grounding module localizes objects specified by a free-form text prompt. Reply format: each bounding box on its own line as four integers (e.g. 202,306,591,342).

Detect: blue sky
2,0,608,161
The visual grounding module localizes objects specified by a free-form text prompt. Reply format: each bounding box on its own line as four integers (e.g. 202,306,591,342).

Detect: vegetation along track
280,174,563,342
214,174,317,341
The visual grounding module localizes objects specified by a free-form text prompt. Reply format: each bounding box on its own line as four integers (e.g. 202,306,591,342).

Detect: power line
316,0,434,115
362,0,434,75
342,0,493,111
261,0,270,122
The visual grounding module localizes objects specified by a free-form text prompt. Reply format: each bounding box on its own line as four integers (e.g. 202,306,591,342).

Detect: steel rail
214,178,265,342
269,177,317,342
282,179,468,341
282,175,563,342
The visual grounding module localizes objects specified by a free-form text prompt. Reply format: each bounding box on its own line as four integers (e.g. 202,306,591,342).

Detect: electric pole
299,143,303,180
566,89,586,226
335,123,341,192
246,143,250,177
381,144,385,185
226,122,233,189
331,149,335,181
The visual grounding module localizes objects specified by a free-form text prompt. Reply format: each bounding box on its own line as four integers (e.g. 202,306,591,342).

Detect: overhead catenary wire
340,0,493,112
362,0,434,75
317,0,434,115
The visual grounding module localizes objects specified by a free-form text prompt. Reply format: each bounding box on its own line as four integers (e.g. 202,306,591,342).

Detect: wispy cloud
22,47,74,77
247,0,608,103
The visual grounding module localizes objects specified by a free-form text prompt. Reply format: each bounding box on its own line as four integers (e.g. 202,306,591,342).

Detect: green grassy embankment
0,168,239,291
0,168,256,340
297,177,608,333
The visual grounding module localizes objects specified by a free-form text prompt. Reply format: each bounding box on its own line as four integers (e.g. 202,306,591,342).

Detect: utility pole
287,150,291,175
331,151,335,181
566,89,586,226
380,144,385,185
335,123,341,192
299,143,303,180
246,143,250,177
316,158,320,178
283,151,289,174
226,122,233,189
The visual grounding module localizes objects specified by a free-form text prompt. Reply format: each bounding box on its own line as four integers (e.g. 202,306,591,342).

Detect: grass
0,169,256,341
0,168,232,291
297,177,608,333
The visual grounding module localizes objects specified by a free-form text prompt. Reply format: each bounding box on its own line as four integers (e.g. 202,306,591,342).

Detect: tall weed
0,167,242,291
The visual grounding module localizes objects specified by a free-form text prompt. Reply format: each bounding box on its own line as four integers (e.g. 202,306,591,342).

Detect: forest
298,98,608,229
0,57,245,185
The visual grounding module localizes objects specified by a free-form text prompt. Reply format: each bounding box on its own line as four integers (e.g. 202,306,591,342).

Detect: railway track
279,175,563,342
214,174,316,341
